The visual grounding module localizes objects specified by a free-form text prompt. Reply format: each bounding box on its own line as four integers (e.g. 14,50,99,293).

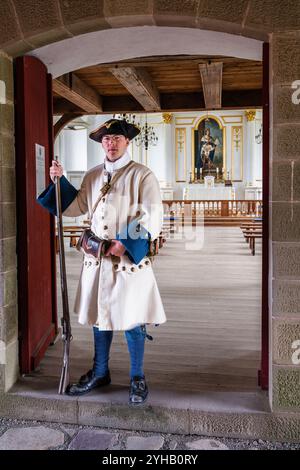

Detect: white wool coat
63,157,167,331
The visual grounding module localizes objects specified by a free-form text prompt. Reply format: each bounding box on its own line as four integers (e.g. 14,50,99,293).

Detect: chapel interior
38,54,263,393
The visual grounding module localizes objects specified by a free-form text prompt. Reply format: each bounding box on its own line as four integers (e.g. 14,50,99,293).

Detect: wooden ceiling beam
199,62,223,109
53,90,262,115
92,56,255,69
109,66,161,111
53,73,102,113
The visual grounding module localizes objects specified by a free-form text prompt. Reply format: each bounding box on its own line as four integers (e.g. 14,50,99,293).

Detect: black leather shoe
129,376,148,405
66,369,111,396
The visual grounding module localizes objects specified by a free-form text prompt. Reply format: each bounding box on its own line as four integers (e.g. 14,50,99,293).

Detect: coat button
103,225,108,230
138,264,143,269
114,264,118,270
131,267,135,272
122,266,126,271
136,210,140,216
103,234,108,239
145,260,150,265
102,198,105,202
96,261,99,266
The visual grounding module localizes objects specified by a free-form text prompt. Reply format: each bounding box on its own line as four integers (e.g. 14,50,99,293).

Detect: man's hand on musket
105,240,126,257
50,160,64,183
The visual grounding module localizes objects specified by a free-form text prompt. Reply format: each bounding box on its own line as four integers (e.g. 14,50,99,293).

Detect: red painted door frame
14,56,58,373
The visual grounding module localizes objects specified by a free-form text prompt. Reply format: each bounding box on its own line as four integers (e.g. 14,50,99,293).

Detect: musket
54,156,72,394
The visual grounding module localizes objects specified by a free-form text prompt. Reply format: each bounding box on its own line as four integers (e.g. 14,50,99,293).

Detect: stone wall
271,32,300,411
0,1,299,411
0,52,18,392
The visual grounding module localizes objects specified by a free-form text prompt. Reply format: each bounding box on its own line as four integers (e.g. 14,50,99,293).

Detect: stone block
0,305,18,343
197,0,248,24
2,338,18,391
272,161,291,202
63,17,109,35
0,392,78,423
0,270,17,308
190,410,256,438
14,0,62,37
104,0,152,16
0,237,16,273
1,40,33,58
78,401,189,434
0,167,15,203
272,280,300,316
0,203,16,239
272,202,300,242
272,33,300,85
104,1,154,27
60,0,104,22
0,426,65,450
26,27,73,49
273,85,300,124
273,320,300,365
273,366,300,411
273,125,300,160
0,103,14,136
68,429,116,450
153,1,200,27
186,438,228,450
0,365,4,390
0,54,13,103
273,242,300,279
293,161,300,201
0,135,15,167
0,1,22,47
246,0,300,32
60,0,109,34
126,435,164,450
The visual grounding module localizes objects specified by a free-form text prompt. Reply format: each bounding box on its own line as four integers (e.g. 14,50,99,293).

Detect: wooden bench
244,233,262,255
242,229,262,243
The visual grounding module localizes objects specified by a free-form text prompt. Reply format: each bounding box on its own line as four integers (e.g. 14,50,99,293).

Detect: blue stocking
92,327,113,377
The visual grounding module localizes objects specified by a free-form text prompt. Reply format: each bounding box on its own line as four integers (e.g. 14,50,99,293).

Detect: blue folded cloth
37,176,78,216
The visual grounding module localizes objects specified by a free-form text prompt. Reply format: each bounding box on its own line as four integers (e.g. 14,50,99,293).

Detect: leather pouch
76,228,110,259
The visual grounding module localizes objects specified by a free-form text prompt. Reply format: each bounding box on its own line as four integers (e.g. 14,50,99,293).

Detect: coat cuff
36,175,78,216
116,220,150,265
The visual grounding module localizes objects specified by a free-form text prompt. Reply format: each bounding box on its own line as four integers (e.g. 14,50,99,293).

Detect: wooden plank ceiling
53,55,262,116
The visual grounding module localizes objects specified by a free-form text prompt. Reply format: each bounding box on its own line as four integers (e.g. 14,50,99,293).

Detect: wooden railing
162,199,263,221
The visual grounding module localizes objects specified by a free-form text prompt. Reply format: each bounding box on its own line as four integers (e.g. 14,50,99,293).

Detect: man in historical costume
37,118,167,405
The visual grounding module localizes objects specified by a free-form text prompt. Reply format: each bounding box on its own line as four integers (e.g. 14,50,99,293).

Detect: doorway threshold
0,376,299,441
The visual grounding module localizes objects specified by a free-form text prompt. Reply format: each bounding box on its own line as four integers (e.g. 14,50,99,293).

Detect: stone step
0,377,299,442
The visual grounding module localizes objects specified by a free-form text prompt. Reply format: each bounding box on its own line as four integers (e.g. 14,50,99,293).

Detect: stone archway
0,1,300,415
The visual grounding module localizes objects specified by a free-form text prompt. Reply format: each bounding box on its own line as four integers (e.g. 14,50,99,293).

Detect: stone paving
0,418,299,450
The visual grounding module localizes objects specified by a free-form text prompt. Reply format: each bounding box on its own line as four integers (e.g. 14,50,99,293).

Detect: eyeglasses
102,135,125,144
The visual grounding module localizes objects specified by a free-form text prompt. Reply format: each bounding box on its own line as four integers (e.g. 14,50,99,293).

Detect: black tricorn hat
89,118,140,143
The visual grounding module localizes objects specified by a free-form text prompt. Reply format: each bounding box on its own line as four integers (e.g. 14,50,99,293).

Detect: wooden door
14,56,57,373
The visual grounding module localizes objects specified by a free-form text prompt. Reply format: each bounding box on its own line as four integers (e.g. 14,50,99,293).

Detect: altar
183,184,235,200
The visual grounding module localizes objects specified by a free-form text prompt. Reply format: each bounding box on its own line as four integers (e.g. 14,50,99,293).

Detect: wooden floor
40,226,262,392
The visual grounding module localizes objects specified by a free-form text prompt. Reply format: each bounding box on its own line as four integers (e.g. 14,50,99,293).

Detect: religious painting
193,117,224,180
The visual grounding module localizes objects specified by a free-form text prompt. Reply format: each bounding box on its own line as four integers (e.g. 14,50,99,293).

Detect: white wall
54,109,263,200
